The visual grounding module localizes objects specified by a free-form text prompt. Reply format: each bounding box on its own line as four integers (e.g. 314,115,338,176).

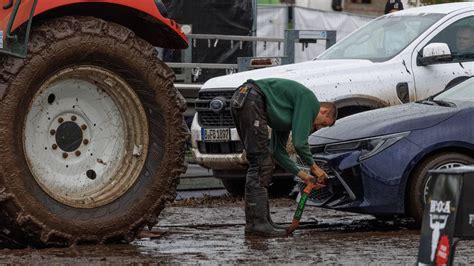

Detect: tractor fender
3,0,188,49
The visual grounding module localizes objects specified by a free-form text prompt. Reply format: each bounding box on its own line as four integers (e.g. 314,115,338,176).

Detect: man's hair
320,102,338,126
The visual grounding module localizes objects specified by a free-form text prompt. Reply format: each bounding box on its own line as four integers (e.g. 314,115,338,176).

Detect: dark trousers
230,85,274,192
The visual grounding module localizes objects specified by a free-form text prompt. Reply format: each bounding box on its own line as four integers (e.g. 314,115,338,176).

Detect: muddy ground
0,196,473,264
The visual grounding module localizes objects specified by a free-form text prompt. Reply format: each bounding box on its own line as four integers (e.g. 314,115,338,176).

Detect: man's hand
296,170,325,189
310,163,328,184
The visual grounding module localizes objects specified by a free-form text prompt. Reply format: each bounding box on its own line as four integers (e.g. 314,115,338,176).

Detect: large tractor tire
0,16,188,247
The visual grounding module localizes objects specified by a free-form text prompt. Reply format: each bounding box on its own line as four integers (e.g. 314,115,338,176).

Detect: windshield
318,14,444,62
434,77,474,102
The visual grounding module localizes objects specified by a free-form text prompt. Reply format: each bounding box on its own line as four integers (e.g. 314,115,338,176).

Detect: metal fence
169,29,336,118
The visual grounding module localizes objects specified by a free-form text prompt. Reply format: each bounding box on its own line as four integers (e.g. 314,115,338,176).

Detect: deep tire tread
0,16,188,247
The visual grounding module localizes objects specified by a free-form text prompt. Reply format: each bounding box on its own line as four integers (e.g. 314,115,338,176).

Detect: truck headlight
324,132,410,161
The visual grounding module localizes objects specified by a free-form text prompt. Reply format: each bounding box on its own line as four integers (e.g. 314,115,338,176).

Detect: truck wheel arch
24,2,188,49
333,96,387,119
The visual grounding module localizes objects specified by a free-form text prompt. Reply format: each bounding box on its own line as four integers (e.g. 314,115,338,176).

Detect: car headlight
324,132,410,161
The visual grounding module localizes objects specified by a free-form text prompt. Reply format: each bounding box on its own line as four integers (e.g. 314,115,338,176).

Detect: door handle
396,82,409,103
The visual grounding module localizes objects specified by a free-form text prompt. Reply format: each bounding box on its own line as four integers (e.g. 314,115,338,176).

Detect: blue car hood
310,103,460,145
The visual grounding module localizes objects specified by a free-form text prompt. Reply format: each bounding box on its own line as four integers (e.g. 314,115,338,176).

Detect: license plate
202,128,230,142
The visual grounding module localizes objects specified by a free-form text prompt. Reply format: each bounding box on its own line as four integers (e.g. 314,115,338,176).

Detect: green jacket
254,78,319,175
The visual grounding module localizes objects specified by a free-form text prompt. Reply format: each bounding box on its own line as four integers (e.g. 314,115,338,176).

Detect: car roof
391,2,473,16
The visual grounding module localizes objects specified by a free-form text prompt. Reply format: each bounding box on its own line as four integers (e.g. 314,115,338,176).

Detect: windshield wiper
419,99,456,107
419,100,435,105
432,99,456,107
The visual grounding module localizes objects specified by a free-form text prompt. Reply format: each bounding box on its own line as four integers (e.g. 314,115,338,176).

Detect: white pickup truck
191,3,474,195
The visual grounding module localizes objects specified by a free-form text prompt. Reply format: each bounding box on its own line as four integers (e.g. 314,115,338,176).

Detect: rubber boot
245,189,287,237
266,200,287,230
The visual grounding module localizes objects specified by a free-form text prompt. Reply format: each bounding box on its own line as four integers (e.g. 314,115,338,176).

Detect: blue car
301,77,474,223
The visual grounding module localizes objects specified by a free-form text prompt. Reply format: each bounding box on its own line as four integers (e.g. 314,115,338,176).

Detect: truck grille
198,112,234,127
195,89,236,128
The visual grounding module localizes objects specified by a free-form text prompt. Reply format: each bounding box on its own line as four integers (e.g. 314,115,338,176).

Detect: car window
426,16,474,61
434,77,474,102
318,14,444,62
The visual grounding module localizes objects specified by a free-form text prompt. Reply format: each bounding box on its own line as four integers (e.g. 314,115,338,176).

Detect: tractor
0,0,188,247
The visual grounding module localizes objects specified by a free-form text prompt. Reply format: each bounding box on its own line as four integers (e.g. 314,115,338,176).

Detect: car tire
0,16,188,247
407,152,474,224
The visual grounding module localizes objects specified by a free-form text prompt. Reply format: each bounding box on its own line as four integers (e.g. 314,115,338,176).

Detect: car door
411,11,474,100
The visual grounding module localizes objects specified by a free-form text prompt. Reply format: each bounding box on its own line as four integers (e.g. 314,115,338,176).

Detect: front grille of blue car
295,157,342,205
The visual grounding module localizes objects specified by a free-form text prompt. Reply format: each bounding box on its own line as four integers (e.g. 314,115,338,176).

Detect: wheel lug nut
81,124,87,130
50,129,56,135
75,151,81,157
52,144,58,150
71,116,77,121
83,139,89,145
62,153,68,159
58,117,64,123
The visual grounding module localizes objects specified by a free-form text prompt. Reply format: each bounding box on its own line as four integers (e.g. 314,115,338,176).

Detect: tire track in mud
0,198,474,264
132,199,474,264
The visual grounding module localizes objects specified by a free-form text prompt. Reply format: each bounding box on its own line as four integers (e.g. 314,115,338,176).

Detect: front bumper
190,114,295,180
191,113,248,170
300,137,420,215
296,154,360,208
191,147,248,170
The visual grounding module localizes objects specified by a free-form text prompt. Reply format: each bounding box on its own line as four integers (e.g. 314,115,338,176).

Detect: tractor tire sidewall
0,17,187,245
408,153,474,224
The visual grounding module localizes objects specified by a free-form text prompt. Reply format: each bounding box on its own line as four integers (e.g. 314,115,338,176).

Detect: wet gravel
1,196,474,264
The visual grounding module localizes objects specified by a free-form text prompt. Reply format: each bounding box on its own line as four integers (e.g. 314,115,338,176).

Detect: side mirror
418,43,453,66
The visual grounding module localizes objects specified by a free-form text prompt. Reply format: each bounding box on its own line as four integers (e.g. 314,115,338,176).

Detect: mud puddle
134,198,474,264
1,197,474,264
